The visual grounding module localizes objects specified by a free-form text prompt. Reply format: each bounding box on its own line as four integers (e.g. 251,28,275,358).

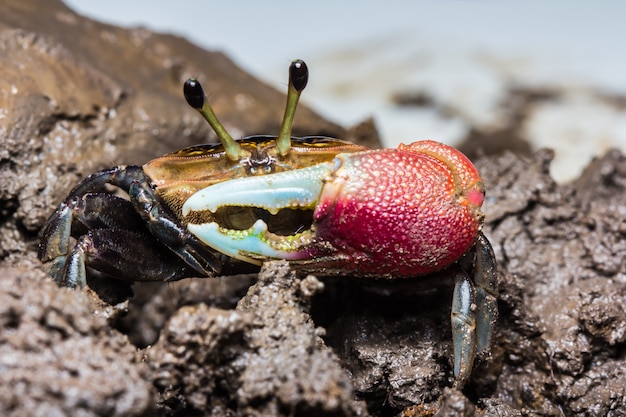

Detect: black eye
183,78,206,109
289,60,308,92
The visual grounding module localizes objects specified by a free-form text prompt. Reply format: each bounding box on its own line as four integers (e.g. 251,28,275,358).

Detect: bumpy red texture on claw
313,140,484,277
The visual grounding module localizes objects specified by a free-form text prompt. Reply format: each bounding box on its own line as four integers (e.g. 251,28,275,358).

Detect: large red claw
313,140,485,277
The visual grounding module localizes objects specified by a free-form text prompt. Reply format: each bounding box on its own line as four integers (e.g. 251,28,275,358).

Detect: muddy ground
1,1,626,416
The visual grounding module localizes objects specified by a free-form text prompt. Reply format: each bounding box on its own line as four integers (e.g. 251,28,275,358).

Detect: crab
38,59,497,387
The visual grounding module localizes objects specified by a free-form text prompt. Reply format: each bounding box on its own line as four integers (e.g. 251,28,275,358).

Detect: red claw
313,140,485,277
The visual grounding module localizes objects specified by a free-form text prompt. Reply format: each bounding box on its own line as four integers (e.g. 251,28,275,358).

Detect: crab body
38,60,497,387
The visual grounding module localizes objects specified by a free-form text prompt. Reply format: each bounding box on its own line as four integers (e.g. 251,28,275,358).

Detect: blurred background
64,0,626,182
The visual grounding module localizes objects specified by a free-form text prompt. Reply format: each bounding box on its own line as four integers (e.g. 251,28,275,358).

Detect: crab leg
39,166,147,267
39,166,222,287
38,193,145,285
451,269,477,387
40,194,199,287
473,232,498,356
63,229,201,288
450,232,498,386
129,180,222,276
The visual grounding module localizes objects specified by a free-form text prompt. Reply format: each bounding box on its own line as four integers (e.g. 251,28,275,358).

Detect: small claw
182,161,337,261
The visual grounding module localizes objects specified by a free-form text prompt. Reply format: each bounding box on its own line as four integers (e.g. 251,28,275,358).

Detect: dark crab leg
451,268,477,387
39,192,212,288
128,180,222,277
38,166,148,267
39,166,221,287
38,192,145,283
451,232,498,387
63,229,200,288
472,232,498,357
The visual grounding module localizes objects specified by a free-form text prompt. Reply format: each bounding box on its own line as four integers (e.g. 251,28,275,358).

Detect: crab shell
144,138,484,278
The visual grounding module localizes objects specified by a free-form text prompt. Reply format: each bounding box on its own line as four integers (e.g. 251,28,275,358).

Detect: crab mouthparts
181,162,335,264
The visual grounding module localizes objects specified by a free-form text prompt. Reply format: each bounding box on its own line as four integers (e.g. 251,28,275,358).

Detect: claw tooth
187,219,308,263
182,161,335,216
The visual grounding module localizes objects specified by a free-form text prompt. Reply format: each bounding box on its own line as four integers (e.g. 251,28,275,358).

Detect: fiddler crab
39,59,497,387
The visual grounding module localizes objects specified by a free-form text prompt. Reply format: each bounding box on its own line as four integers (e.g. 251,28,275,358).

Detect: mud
0,259,155,417
2,1,626,416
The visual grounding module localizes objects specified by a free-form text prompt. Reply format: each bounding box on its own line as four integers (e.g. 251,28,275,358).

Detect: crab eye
289,59,308,92
276,59,310,157
183,77,247,161
183,78,205,109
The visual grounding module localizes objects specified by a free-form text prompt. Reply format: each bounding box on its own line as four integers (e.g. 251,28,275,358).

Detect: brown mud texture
2,1,626,416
